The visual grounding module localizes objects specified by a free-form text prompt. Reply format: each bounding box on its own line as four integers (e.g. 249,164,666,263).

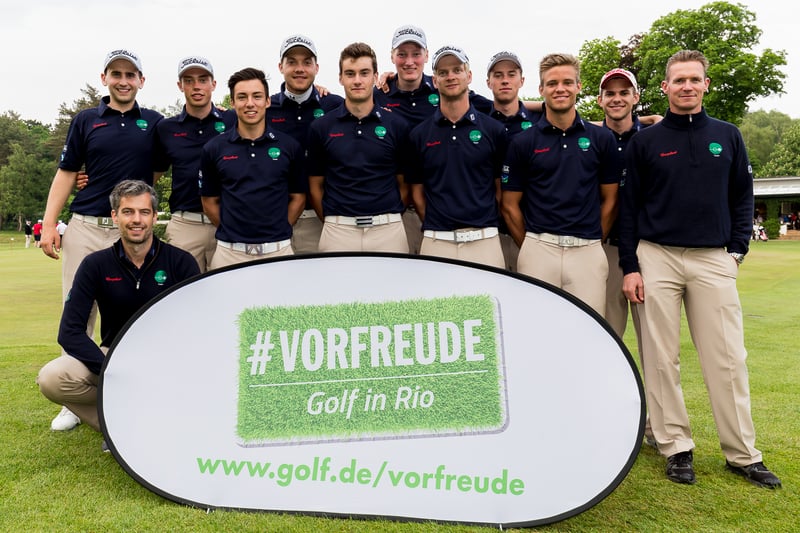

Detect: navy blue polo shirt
200,126,305,244
489,101,542,138
268,84,344,146
153,107,237,213
502,113,621,240
602,116,645,244
60,96,163,216
307,104,409,217
407,106,508,231
373,74,439,127
373,75,495,127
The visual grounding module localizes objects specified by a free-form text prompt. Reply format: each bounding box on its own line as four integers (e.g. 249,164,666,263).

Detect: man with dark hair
37,180,199,445
307,42,410,252
619,50,781,488
201,68,306,268
153,55,236,272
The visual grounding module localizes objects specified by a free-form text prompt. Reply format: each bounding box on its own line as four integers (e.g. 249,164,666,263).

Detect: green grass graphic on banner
237,294,507,445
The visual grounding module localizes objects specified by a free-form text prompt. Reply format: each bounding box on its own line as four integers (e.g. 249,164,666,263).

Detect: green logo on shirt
428,94,440,106
469,130,482,144
214,121,226,133
313,109,325,119
578,137,591,150
136,119,149,130
374,126,387,138
154,270,167,285
268,147,281,160
709,142,723,156
521,121,532,130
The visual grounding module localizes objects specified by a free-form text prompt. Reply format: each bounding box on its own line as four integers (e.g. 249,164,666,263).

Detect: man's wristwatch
729,252,745,265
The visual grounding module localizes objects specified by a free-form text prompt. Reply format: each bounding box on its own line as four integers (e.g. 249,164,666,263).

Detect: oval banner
100,253,644,528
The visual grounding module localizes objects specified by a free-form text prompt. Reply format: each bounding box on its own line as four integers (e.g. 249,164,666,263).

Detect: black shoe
726,461,782,489
101,440,110,453
666,451,696,484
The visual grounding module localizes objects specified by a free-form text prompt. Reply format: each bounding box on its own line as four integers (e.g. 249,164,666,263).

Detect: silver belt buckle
455,229,481,243
98,217,114,228
355,216,374,227
245,244,263,255
559,235,574,246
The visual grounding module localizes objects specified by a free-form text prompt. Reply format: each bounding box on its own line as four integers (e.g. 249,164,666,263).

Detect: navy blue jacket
58,238,199,374
618,108,753,274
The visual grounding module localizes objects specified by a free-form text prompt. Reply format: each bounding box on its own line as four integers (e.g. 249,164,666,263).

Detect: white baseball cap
487,51,522,75
103,49,142,72
177,56,214,77
391,25,427,49
432,45,469,70
280,34,317,58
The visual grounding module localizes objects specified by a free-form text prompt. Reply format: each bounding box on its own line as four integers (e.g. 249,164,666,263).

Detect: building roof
754,177,800,197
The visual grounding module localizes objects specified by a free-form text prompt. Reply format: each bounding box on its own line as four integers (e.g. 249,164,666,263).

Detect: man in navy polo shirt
307,42,410,253
373,24,434,254
485,50,542,271
153,56,237,272
502,53,620,316
269,35,344,255
407,45,507,268
201,68,306,269
40,48,162,432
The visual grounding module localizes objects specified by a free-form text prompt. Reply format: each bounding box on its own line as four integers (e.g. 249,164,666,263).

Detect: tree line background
1,1,799,230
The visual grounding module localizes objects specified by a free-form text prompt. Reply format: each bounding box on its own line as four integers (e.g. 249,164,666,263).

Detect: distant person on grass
37,180,198,449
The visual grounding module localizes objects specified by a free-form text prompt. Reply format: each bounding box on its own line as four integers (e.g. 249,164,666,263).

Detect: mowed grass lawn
0,232,797,532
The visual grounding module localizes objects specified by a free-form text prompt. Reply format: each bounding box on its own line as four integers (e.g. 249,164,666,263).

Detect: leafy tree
45,84,103,159
760,122,800,177
739,110,796,176
0,112,51,166
578,2,786,124
0,143,56,228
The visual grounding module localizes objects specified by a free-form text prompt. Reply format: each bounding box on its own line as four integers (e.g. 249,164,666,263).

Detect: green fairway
1,232,797,532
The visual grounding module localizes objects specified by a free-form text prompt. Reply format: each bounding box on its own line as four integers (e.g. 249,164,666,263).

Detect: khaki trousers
291,212,323,255
37,352,107,432
210,242,294,270
166,215,217,273
636,240,761,465
420,234,505,269
319,221,408,253
517,236,607,316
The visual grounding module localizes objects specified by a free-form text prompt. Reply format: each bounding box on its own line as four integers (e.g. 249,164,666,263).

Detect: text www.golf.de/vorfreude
196,456,525,495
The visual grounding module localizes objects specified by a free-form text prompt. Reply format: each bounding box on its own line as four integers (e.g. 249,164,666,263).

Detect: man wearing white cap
270,34,344,255
153,56,236,272
39,48,163,432
407,45,507,268
485,51,543,271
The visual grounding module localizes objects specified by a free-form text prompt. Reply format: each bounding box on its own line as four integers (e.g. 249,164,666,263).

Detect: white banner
100,254,644,528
